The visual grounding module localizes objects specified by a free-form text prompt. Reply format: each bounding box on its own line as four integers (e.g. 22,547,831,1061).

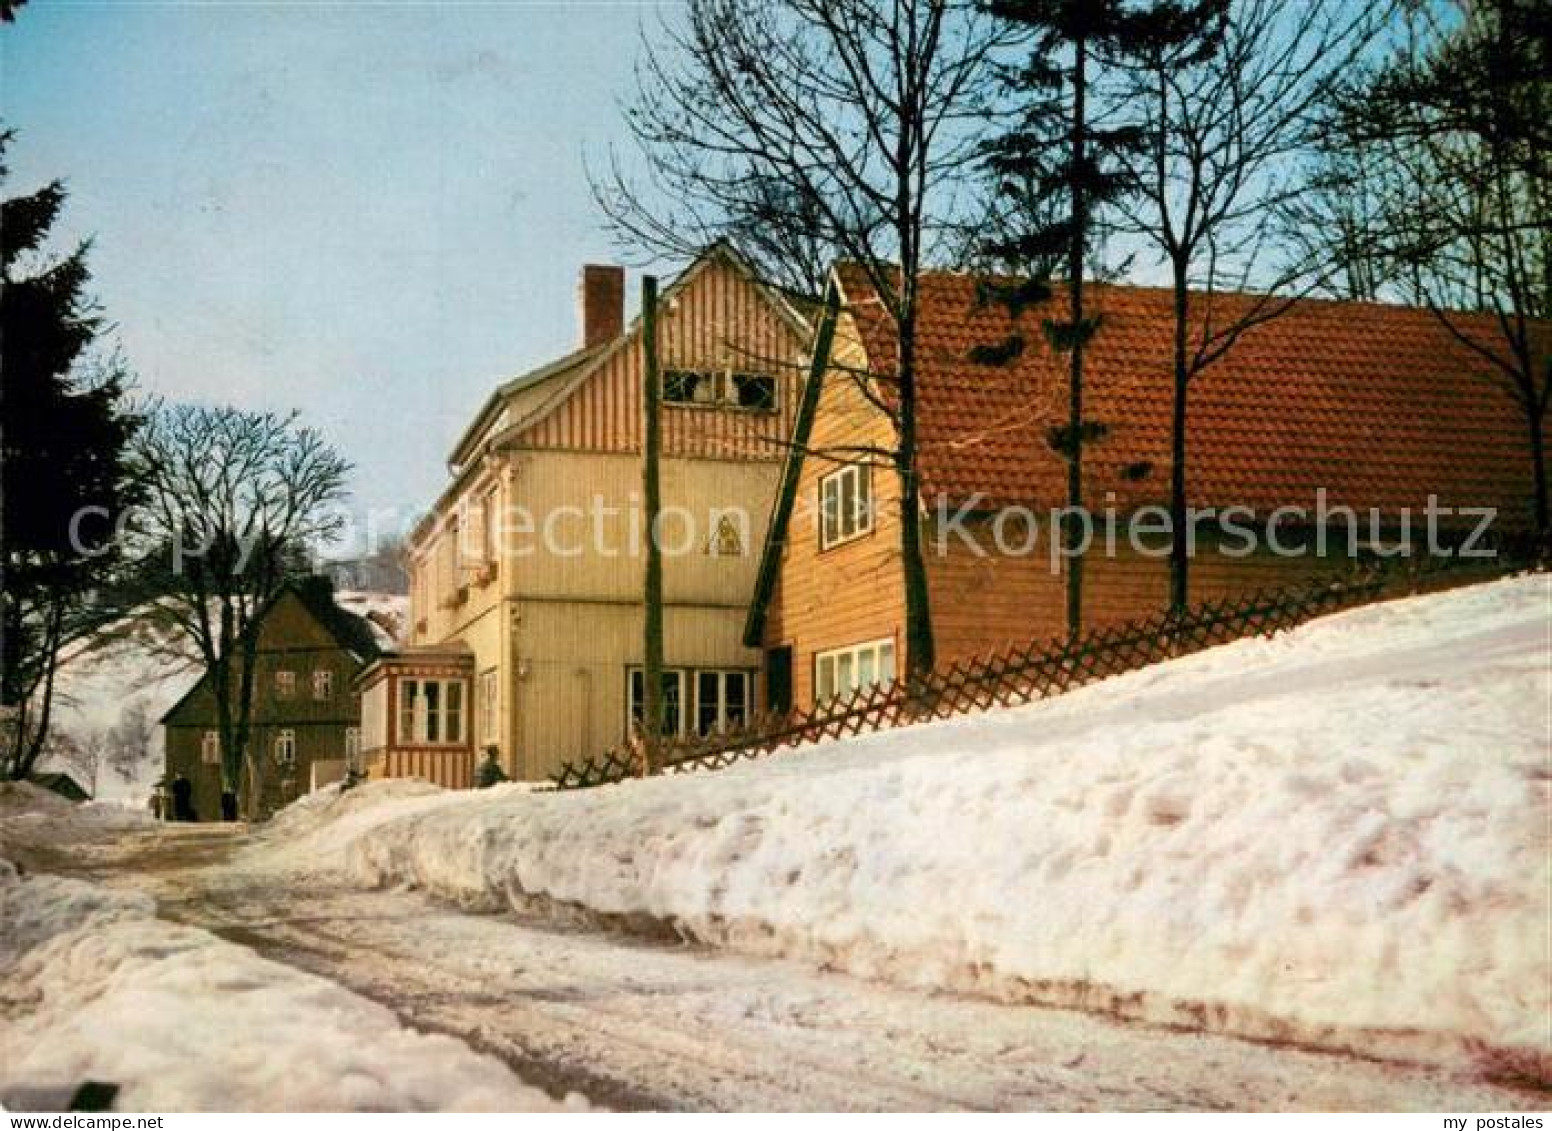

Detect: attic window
663,370,777,412
708,514,746,557
664,369,719,405
731,372,776,411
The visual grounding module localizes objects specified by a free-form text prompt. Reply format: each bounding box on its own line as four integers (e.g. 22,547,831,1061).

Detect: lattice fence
550,555,1523,791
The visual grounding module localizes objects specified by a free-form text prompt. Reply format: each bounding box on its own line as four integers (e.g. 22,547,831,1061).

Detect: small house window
663,369,777,412
482,487,500,564
627,668,685,738
313,669,334,700
730,372,776,411
274,729,296,766
695,670,751,736
275,670,296,699
664,369,719,405
815,639,896,705
819,464,874,549
201,730,220,765
398,678,466,745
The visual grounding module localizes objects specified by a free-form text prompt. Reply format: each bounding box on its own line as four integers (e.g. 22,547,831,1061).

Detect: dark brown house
161,578,386,820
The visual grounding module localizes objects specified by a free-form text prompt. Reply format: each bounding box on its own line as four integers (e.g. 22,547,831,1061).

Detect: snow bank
0,857,577,1112
290,577,1552,1080
0,781,73,818
237,778,480,875
0,782,154,864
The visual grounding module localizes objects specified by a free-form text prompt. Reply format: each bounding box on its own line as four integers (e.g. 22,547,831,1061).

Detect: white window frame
312,668,334,701
274,669,296,699
819,464,874,550
478,669,498,745
693,670,753,736
397,678,466,746
814,638,896,705
627,667,688,738
201,730,221,765
481,487,500,565
274,728,296,766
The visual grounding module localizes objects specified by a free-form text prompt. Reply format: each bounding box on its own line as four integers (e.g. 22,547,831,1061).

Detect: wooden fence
550,555,1524,791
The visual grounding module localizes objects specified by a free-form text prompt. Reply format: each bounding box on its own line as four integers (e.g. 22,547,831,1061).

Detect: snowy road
16,823,1539,1112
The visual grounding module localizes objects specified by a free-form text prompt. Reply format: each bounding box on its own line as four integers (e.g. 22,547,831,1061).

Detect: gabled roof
290,579,385,662
158,579,383,725
454,241,813,466
743,265,1546,646
447,342,606,471
422,242,814,551
834,263,1544,523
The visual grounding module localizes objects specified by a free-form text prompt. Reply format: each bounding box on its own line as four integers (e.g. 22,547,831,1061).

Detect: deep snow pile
270,576,1550,1078
0,855,571,1112
0,781,74,819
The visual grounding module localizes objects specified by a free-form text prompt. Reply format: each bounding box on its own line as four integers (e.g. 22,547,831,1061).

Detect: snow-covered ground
245,575,1551,1083
0,787,570,1113
36,591,406,807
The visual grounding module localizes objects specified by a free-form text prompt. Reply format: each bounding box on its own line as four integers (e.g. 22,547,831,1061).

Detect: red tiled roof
835,265,1545,531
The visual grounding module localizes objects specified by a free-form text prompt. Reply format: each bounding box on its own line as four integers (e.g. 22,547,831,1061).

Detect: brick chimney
578,264,625,349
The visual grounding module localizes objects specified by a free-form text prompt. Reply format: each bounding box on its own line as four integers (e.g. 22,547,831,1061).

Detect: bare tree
595,0,1005,686
1118,0,1388,612
1318,0,1550,543
132,404,349,819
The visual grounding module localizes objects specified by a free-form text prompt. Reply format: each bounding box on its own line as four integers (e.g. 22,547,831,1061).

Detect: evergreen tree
1,130,141,779
979,0,1226,636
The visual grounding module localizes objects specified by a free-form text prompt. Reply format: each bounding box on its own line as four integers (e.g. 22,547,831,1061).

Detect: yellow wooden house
358,244,811,784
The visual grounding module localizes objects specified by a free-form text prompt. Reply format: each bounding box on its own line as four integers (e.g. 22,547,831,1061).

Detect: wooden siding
927,525,1350,667
367,748,476,790
763,318,1396,707
514,258,807,459
763,314,906,708
166,719,359,822
511,598,760,781
404,252,808,779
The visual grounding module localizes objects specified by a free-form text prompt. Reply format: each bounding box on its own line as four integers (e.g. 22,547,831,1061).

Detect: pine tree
1,131,141,779
980,0,1226,635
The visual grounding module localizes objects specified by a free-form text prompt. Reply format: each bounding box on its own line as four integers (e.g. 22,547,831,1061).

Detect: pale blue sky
2,0,669,547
